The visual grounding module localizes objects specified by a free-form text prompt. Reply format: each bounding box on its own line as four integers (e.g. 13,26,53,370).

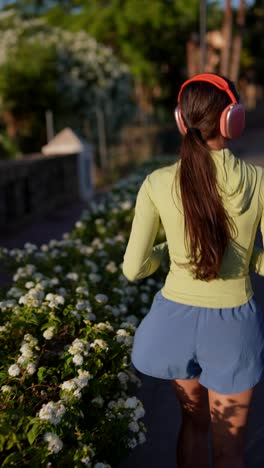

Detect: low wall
0,153,80,233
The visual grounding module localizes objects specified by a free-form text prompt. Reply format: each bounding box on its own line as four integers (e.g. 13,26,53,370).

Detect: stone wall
0,153,79,233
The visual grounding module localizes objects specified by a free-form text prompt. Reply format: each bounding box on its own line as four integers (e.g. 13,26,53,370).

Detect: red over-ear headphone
174,73,245,139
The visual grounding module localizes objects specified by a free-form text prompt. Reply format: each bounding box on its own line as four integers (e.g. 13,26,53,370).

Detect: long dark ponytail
177,79,238,281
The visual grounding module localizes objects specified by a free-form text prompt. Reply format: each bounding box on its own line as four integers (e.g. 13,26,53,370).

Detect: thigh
208,386,255,458
171,377,210,431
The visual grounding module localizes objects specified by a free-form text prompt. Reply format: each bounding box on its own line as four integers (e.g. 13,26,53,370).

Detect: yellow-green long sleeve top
122,148,264,308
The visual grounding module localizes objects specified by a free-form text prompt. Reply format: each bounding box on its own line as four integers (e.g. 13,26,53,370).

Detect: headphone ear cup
220,103,245,139
174,106,187,135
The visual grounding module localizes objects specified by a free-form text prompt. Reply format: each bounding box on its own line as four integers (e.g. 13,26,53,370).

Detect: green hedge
0,155,175,467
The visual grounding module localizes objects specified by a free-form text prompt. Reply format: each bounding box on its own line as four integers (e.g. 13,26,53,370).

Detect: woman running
122,73,264,468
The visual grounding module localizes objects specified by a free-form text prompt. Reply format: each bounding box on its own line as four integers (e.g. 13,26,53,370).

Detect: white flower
128,421,139,432
106,261,118,273
115,328,133,347
72,353,84,366
140,293,149,304
76,299,91,311
138,431,147,444
24,334,38,345
20,343,34,359
79,245,94,255
50,277,59,286
0,299,16,311
75,221,84,229
91,396,104,407
70,309,81,320
120,200,132,210
117,372,129,386
49,240,58,248
126,371,142,387
45,293,65,308
61,380,76,391
7,286,23,298
76,369,93,388
25,281,35,289
54,265,63,273
94,294,108,304
43,432,63,454
88,273,101,283
66,272,79,281
73,389,82,399
68,338,89,356
125,315,139,327
8,364,21,377
90,339,108,351
93,322,113,332
128,438,137,449
84,312,96,321
76,286,89,296
26,362,37,375
1,385,12,393
113,307,121,317
81,456,91,465
115,234,125,242
134,406,145,420
95,218,104,225
85,259,99,272
43,327,55,340
18,288,45,308
39,401,66,425
119,304,127,314
17,356,27,365
124,397,138,409
57,287,67,296
147,278,156,285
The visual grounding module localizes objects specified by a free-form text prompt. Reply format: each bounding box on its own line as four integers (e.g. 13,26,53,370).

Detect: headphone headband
177,73,237,104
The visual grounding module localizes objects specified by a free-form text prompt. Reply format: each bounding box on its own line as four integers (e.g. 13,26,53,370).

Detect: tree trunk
220,0,233,77
230,0,246,84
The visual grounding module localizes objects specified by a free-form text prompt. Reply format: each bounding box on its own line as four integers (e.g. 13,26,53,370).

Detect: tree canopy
0,13,135,155
1,1,225,108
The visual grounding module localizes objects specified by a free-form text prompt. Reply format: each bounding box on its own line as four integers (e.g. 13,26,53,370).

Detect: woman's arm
250,246,264,275
122,176,168,281
250,171,264,275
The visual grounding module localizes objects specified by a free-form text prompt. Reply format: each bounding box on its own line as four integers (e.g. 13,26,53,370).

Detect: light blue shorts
131,289,264,394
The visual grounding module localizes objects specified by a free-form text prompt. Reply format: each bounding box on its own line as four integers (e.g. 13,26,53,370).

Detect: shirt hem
160,287,255,309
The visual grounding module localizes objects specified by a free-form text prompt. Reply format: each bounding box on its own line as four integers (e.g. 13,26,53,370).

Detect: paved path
0,127,264,468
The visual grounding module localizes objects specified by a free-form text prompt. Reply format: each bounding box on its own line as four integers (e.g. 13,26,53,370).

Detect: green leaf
2,452,22,466
0,434,6,451
37,366,47,383
27,422,42,445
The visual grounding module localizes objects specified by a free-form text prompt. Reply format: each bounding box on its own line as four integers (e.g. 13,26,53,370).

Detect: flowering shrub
0,156,174,466
0,12,135,153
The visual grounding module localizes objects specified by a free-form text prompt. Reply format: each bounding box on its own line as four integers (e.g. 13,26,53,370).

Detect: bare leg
176,415,210,468
171,378,211,467
208,386,254,468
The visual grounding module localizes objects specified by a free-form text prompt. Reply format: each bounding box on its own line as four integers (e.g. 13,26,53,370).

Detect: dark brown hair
177,77,238,281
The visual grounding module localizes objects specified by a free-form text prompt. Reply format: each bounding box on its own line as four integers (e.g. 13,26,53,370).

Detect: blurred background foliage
0,0,263,161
